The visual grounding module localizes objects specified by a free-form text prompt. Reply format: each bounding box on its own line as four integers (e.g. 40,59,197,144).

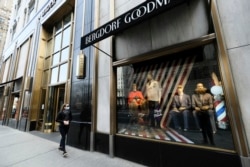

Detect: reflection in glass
116,44,235,150
62,27,71,48
52,52,60,66
63,14,71,28
11,97,19,119
51,67,58,84
59,63,68,82
45,87,55,124
55,22,62,33
21,92,30,119
61,47,69,62
54,33,62,52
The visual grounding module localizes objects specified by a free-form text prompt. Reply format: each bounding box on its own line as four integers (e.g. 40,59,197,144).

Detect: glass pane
62,27,71,48
63,14,71,28
116,43,235,150
52,52,60,66
61,47,69,62
45,87,55,124
54,33,62,52
11,97,19,120
59,63,68,82
16,40,30,78
2,58,10,82
55,22,62,33
21,92,30,119
50,67,58,84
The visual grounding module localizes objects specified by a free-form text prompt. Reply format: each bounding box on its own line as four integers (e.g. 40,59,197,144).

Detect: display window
116,43,235,150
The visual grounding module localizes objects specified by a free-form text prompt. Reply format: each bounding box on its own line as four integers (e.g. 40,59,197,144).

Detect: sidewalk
0,125,145,167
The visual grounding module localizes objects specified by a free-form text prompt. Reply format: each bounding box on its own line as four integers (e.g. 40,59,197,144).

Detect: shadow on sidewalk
29,130,61,144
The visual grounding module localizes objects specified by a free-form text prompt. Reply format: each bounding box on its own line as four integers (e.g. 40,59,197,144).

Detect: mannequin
145,73,161,127
128,84,146,125
192,83,216,145
167,85,191,131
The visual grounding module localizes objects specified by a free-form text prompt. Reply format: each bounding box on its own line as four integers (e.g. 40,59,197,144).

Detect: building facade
0,0,13,69
0,0,250,166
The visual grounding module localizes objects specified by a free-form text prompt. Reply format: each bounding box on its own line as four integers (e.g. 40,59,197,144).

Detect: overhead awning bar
0,76,23,86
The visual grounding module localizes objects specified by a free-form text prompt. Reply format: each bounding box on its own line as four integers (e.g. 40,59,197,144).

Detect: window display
116,43,234,150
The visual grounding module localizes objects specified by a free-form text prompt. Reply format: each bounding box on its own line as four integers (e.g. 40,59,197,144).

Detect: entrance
54,87,65,132
43,85,65,133
8,95,20,129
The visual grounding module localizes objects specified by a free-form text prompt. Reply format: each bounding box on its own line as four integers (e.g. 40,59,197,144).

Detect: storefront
0,0,75,133
35,0,75,133
0,36,33,131
0,0,248,166
79,0,244,166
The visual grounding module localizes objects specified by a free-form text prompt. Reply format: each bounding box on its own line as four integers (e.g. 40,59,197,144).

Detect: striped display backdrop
118,127,194,144
123,55,196,128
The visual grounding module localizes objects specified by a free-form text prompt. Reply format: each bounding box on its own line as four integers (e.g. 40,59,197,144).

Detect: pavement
0,125,145,167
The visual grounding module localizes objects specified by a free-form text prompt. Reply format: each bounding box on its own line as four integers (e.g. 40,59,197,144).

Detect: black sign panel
81,0,187,49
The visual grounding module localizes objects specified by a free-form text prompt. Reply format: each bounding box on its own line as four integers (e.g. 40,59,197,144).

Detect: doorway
54,86,65,132
43,85,65,133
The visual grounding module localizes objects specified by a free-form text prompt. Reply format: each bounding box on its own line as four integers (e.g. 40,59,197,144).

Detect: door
44,85,65,133
53,87,65,132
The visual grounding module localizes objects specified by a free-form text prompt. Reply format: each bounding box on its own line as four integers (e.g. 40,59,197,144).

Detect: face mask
65,107,70,110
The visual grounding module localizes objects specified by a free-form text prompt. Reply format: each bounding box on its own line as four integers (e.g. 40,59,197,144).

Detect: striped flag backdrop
124,55,196,128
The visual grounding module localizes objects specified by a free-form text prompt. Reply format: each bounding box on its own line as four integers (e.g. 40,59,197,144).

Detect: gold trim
44,129,52,133
116,133,237,154
44,122,52,126
211,0,248,156
92,0,100,133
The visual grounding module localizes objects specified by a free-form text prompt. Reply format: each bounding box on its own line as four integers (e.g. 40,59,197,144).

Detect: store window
16,39,31,78
2,57,11,83
116,43,235,150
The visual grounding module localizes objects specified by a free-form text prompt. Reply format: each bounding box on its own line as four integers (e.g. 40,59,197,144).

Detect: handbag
63,120,69,125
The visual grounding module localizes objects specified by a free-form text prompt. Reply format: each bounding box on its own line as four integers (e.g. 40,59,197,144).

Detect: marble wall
115,0,209,60
217,0,250,154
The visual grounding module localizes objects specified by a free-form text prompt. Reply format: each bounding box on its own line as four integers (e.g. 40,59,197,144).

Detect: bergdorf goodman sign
80,0,187,49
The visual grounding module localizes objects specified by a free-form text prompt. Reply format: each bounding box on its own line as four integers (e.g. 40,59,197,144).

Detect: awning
0,76,23,86
80,0,188,49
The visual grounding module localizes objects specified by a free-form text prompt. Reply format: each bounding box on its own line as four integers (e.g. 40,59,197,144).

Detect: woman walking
56,103,72,156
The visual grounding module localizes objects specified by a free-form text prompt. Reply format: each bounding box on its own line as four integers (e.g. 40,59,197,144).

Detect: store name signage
42,0,57,17
81,0,187,49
